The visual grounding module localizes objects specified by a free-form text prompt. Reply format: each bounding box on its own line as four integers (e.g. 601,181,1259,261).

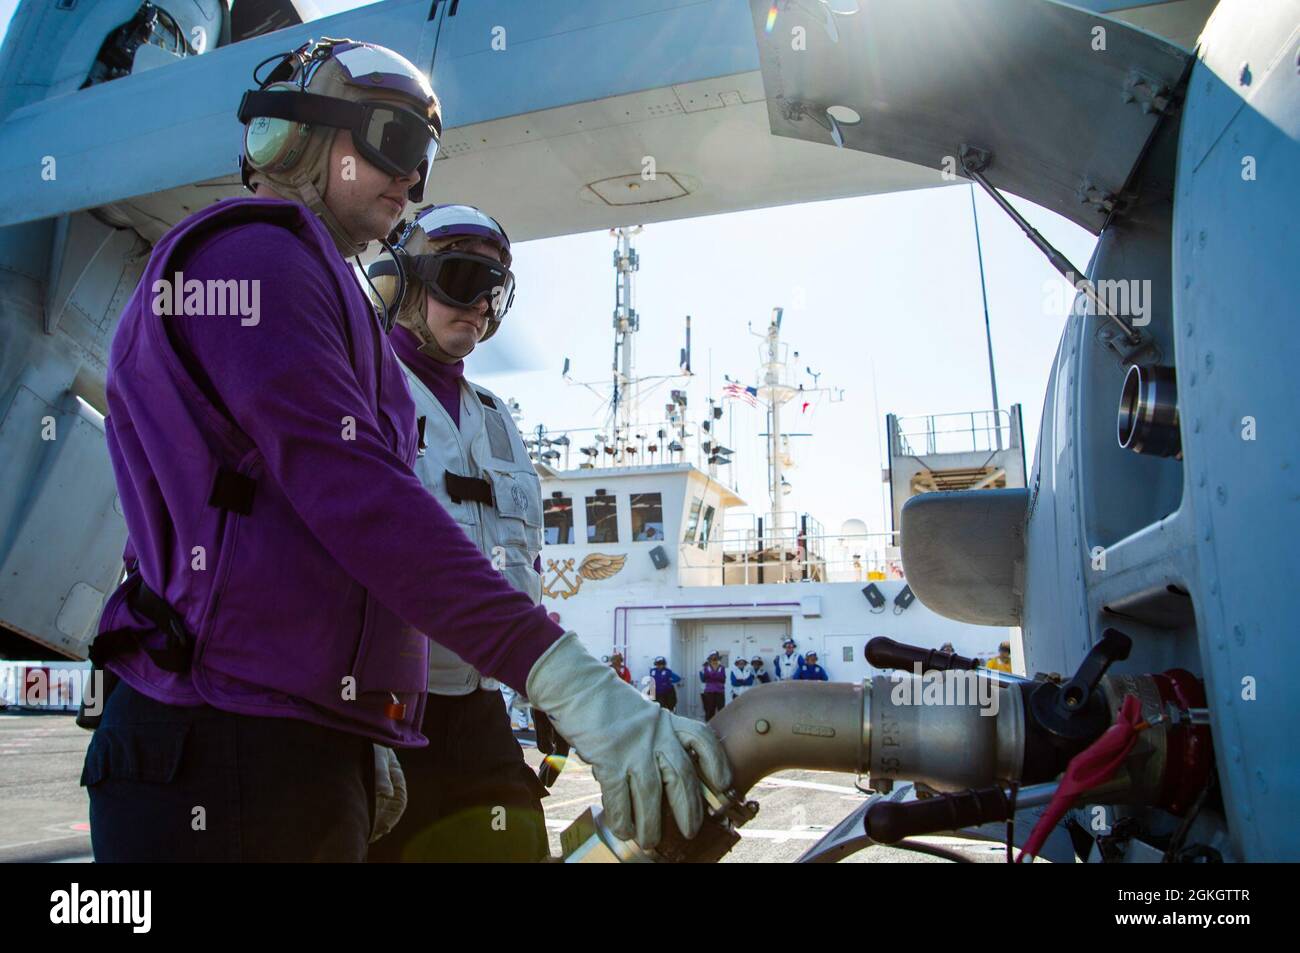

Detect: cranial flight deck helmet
237,37,441,257
368,204,516,363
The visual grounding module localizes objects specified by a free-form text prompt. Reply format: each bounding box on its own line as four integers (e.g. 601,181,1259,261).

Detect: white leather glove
369,745,408,844
527,632,732,849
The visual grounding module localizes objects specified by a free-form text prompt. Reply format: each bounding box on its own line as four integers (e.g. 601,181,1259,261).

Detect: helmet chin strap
250,122,372,259
416,335,469,365
402,296,487,365
298,173,371,258
400,304,474,365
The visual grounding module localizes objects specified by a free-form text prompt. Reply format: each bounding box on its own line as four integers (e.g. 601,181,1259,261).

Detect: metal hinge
1122,69,1174,116
1076,177,1122,216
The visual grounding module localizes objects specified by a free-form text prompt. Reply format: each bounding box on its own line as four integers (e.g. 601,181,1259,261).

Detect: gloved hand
369,745,408,844
526,632,732,849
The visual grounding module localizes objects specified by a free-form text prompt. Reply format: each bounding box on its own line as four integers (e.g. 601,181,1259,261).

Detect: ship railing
893,408,1014,457
724,511,831,562
678,531,903,586
530,419,716,469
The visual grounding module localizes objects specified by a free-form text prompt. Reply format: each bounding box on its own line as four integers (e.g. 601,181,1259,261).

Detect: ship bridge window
631,493,664,541
585,491,619,544
684,497,703,543
697,504,717,549
543,493,574,545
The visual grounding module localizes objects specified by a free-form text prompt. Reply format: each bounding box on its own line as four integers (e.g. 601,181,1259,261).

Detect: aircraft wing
0,0,954,239
0,0,441,230
0,0,1205,240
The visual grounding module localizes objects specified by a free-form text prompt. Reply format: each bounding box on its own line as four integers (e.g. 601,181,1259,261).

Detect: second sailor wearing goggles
366,205,543,861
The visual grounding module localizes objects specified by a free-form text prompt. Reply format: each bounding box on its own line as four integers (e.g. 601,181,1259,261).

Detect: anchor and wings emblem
542,553,627,599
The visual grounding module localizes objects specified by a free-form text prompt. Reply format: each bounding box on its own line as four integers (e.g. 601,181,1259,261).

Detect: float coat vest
94,198,429,745
403,365,544,695
729,665,755,699
774,651,802,680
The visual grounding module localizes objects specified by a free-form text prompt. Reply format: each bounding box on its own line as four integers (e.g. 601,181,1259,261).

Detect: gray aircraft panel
0,0,442,229
750,0,1190,234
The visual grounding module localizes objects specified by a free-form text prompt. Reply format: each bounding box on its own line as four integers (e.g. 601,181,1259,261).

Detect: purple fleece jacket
101,197,560,744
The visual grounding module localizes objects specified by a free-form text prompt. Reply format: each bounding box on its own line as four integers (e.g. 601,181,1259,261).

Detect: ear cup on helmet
243,82,314,174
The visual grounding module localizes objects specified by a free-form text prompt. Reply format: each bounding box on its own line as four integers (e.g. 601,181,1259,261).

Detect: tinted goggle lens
355,104,439,177
413,253,516,319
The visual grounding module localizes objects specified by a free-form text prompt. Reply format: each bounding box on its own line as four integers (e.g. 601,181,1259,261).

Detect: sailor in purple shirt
648,656,683,711
699,651,728,721
80,38,728,862
364,204,552,862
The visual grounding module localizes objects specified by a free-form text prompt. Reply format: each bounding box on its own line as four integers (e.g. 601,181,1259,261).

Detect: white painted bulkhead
537,461,1017,719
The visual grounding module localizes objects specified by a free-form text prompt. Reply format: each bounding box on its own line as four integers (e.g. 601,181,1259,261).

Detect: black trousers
655,686,678,711
701,692,725,721
83,681,374,862
367,689,549,863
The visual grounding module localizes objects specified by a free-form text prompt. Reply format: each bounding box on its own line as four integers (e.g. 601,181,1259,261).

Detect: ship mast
756,308,795,534
609,226,642,443
556,227,695,469
751,307,841,543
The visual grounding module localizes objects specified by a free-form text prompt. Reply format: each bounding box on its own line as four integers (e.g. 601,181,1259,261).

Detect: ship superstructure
512,229,1023,719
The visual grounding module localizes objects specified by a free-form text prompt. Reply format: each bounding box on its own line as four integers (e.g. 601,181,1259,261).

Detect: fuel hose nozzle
560,629,1212,860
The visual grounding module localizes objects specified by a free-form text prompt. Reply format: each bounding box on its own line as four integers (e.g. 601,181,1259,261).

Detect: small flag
723,382,759,408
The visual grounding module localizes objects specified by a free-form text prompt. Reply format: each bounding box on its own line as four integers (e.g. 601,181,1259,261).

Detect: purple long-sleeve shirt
171,223,560,688
119,206,560,707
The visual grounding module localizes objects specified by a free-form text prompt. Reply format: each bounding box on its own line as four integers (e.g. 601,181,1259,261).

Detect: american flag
722,382,759,408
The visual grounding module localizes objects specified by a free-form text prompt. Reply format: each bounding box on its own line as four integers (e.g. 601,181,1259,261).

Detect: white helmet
368,204,515,361
238,38,441,256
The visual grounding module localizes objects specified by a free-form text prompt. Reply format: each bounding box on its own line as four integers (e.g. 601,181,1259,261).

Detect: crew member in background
795,650,829,681
751,656,771,685
986,641,1013,674
729,657,755,701
610,652,633,684
649,657,682,711
773,639,803,680
366,203,550,862
700,651,727,720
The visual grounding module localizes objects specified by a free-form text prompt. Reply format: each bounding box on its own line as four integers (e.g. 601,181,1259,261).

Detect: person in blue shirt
729,657,756,701
648,656,683,711
751,656,772,684
794,650,829,681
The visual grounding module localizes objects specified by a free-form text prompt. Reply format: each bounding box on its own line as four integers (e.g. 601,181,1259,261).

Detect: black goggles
238,90,439,183
408,251,516,319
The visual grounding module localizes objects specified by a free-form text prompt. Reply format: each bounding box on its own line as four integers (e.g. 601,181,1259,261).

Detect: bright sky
488,185,1092,540
0,0,1096,538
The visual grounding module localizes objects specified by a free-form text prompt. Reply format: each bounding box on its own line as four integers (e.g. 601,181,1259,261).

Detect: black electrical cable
383,240,408,332
1162,778,1214,863
894,838,975,864
252,50,295,87
355,241,406,334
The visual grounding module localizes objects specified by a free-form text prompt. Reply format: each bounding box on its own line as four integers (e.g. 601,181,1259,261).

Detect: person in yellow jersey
986,641,1013,674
